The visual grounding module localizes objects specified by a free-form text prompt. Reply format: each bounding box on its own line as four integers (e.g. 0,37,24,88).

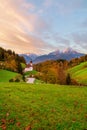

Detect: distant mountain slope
33,54,55,64
20,48,85,64
68,62,87,85
33,48,85,64
20,53,38,63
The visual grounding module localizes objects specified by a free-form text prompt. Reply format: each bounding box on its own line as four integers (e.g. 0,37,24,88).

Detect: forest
0,47,87,85
34,54,87,85
0,47,26,74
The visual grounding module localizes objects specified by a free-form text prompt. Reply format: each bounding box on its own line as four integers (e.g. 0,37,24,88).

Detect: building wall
24,66,33,72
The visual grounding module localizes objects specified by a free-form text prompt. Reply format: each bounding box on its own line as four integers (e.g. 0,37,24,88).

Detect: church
24,61,33,72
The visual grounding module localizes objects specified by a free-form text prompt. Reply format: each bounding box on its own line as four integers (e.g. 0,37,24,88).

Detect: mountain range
20,48,85,64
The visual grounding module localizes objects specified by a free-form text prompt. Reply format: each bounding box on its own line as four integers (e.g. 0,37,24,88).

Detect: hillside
68,62,87,85
0,47,26,73
24,70,38,76
0,70,19,82
34,54,87,85
0,83,87,129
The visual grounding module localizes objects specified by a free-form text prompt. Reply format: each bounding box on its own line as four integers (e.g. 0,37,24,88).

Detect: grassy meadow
0,70,19,82
0,83,87,130
68,62,87,85
24,70,38,77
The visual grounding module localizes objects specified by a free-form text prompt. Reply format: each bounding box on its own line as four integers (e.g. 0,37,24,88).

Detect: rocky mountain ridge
20,48,85,64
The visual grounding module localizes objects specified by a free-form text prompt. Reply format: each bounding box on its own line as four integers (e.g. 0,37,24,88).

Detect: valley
0,0,87,129
0,47,87,130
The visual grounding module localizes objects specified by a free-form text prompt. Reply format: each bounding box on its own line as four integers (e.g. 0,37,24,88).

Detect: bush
22,75,25,81
71,79,79,85
9,79,14,82
15,78,20,82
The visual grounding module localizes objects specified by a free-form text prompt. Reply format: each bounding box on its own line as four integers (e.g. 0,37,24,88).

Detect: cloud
0,0,38,32
45,33,70,46
54,33,70,45
0,0,53,54
71,32,87,53
0,22,54,54
72,32,87,44
0,0,87,54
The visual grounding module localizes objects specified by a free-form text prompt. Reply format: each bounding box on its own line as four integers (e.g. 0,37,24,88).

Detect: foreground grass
0,83,87,130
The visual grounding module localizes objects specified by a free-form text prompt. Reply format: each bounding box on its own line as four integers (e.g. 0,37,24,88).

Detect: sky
0,0,87,54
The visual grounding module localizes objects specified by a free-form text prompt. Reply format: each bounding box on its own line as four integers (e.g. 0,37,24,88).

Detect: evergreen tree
58,62,66,85
17,61,23,74
66,73,71,85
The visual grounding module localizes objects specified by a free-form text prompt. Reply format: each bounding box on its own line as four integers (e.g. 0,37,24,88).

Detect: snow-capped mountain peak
63,47,77,54
49,49,61,55
20,48,85,64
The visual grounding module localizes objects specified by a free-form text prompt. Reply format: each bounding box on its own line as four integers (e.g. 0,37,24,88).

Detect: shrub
15,78,20,82
71,79,79,85
9,78,14,82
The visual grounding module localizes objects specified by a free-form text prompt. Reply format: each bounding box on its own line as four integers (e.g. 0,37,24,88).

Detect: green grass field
68,62,87,85
0,83,87,130
24,70,38,77
0,70,19,82
21,63,26,69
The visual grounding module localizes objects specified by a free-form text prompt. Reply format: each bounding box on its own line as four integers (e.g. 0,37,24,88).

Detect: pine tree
66,73,71,85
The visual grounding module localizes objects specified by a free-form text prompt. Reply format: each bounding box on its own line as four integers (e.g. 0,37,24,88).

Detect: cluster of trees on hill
34,60,68,84
34,54,87,85
68,55,87,67
0,47,26,74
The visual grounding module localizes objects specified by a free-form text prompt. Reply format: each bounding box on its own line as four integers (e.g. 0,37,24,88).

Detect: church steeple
24,61,33,72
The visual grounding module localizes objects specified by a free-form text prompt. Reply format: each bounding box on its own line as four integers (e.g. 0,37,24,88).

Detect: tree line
0,47,26,74
34,55,87,85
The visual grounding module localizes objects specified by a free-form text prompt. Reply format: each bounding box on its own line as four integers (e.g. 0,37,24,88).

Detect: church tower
24,61,33,72
29,61,33,71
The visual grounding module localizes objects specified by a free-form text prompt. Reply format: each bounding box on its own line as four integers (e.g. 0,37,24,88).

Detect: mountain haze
20,53,38,63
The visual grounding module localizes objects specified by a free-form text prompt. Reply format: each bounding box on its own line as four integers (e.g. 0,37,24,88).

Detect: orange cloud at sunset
0,0,54,54
0,0,87,54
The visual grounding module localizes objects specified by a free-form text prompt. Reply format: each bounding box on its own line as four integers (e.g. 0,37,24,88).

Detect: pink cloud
0,0,54,54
